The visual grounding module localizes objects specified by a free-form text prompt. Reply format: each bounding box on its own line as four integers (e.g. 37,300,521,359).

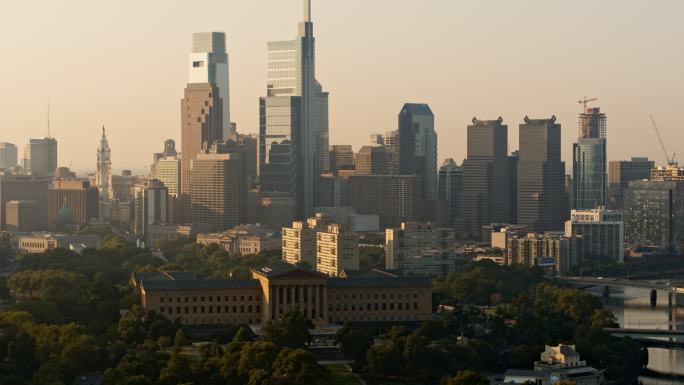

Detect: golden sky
1,0,682,173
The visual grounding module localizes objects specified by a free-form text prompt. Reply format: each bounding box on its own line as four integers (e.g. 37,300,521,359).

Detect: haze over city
2,0,683,172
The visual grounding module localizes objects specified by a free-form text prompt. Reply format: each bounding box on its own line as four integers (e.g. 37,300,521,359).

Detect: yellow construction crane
649,114,676,166
577,96,598,113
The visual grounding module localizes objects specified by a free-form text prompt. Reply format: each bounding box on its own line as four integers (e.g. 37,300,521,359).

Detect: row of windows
330,302,419,312
159,295,259,303
333,293,419,300
331,315,421,323
159,304,260,315
182,318,258,325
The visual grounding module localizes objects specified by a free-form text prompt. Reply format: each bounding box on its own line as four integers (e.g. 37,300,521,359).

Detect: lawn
327,364,364,385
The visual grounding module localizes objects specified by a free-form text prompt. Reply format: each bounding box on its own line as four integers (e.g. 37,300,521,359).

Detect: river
585,284,684,384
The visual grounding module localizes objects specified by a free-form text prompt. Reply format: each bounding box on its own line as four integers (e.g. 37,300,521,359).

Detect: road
560,276,673,291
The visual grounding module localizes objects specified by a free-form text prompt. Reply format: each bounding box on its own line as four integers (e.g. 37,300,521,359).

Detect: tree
263,308,313,349
232,327,252,343
335,323,373,363
175,329,189,347
271,348,329,385
159,352,194,385
444,370,489,385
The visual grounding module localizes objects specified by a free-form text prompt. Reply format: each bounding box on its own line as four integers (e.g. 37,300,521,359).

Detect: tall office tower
316,224,359,276
329,145,355,174
354,146,393,175
190,144,243,231
456,118,516,237
233,133,259,189
190,32,231,138
384,130,400,174
438,159,464,226
573,108,607,210
154,154,180,197
385,222,457,276
23,138,58,177
398,103,437,198
4,200,40,233
517,116,566,232
48,180,99,226
625,179,684,252
608,157,655,209
96,126,113,201
134,179,169,239
0,143,18,171
152,139,178,176
0,172,49,231
349,175,422,228
259,0,329,219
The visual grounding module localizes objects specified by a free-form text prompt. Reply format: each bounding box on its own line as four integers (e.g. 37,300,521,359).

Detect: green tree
159,352,194,385
271,348,329,385
335,323,373,363
444,370,489,385
263,308,313,349
175,329,189,347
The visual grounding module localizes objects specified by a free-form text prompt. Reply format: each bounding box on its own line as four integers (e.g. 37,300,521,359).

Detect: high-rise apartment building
385,222,457,276
0,143,18,171
456,118,516,237
154,155,180,197
282,213,332,267
48,180,99,226
438,159,463,226
96,126,113,201
517,116,566,232
23,138,57,177
573,108,607,210
565,208,624,263
329,145,355,174
316,224,359,276
134,179,169,239
0,172,49,231
190,32,232,138
608,157,654,209
624,179,684,252
190,144,243,231
259,0,329,219
505,232,582,275
398,103,437,198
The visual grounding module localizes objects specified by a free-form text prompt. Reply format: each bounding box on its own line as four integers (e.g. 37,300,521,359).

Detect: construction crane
649,114,676,166
577,96,598,113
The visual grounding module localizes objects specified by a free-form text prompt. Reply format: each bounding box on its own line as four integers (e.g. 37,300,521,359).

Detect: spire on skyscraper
304,0,311,22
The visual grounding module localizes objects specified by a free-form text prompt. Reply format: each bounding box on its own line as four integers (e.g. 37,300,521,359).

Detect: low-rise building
17,233,101,253
139,261,432,327
385,222,457,276
502,344,604,385
147,224,209,244
197,224,281,256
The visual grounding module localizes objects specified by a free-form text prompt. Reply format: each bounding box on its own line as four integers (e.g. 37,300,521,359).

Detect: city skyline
2,0,683,173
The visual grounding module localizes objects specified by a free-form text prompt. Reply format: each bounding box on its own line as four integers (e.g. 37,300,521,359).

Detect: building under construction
578,107,606,138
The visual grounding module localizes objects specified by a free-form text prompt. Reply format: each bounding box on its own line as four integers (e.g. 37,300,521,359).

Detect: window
208,306,213,314
160,307,165,313
177,297,181,303
193,61,205,67
193,306,197,314
217,306,221,314
256,305,261,313
160,297,164,303
168,307,173,314
390,303,394,311
413,303,418,310
382,303,386,311
168,297,173,303
233,305,237,313
201,306,205,314
185,306,189,314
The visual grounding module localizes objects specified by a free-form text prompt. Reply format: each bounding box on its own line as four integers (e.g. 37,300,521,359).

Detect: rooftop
142,279,260,291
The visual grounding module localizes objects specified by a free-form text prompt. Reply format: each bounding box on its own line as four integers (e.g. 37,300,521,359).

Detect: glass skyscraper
259,0,328,219
573,107,607,210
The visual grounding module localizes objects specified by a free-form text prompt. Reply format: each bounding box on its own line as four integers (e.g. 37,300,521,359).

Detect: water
586,285,684,384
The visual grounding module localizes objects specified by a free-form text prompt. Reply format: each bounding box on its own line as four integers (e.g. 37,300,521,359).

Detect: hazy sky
1,0,683,173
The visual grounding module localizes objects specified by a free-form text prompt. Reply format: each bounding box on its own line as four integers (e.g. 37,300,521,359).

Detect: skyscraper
573,107,607,210
134,179,169,239
456,118,516,237
96,126,113,201
259,0,329,219
608,157,655,209
48,180,99,226
23,138,57,177
329,145,355,174
355,146,393,175
517,116,566,232
398,103,437,198
0,172,49,231
438,158,464,226
0,143,18,171
190,32,232,138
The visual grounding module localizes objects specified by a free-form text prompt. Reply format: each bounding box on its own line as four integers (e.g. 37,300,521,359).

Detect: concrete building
608,157,654,209
282,213,332,267
506,232,582,275
154,154,180,198
349,175,422,228
565,208,624,263
139,261,432,327
624,179,684,252
197,224,280,256
651,164,684,181
398,103,437,198
355,146,393,175
5,201,39,233
259,0,329,219
517,116,566,232
488,224,529,250
438,158,463,226
503,344,604,385
316,224,359,276
48,180,99,226
386,222,457,276
22,138,57,177
0,143,18,171
96,126,113,201
329,145,355,174
190,32,232,138
17,233,101,254
456,118,517,237
190,145,243,231
147,224,208,244
232,133,258,189
314,206,380,233
0,172,49,231
134,179,169,239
